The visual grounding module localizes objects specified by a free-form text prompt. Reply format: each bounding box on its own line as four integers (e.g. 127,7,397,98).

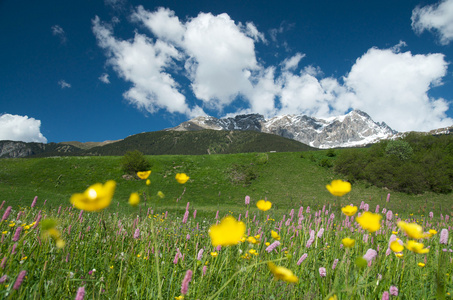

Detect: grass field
0,151,451,218
0,151,451,299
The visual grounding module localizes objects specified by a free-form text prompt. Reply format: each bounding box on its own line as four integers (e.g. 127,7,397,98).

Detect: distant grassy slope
83,130,315,156
0,151,450,217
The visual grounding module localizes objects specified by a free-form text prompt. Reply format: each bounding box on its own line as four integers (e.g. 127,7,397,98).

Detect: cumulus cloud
412,0,453,45
344,47,451,131
99,73,110,84
51,25,67,44
0,114,47,143
93,7,452,132
58,80,71,88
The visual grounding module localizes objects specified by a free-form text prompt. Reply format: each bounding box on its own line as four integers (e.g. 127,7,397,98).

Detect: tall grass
0,193,451,299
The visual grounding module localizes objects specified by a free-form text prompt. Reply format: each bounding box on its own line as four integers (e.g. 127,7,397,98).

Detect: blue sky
1,0,453,143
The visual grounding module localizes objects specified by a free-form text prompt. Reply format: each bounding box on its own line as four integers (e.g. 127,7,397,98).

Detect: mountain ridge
168,110,398,148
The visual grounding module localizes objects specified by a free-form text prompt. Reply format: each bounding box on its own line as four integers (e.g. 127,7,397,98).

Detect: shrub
121,150,151,175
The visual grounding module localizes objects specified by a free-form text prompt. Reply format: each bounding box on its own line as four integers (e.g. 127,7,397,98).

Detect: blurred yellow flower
405,240,429,254
397,221,426,239
271,230,281,240
268,262,298,283
342,237,355,248
256,200,272,211
175,173,190,184
129,193,140,207
427,229,437,237
70,180,116,211
137,170,151,180
1,231,7,235
9,223,15,227
56,238,65,249
390,240,404,253
209,216,246,246
328,295,338,300
146,179,151,186
247,236,259,244
356,212,381,232
157,191,165,198
326,180,351,197
210,252,218,257
395,253,404,258
418,262,425,267
341,205,358,216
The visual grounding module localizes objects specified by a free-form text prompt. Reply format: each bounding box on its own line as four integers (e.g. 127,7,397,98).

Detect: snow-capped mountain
168,110,398,148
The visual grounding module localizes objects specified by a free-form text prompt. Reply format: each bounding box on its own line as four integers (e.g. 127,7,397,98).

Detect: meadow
0,151,451,299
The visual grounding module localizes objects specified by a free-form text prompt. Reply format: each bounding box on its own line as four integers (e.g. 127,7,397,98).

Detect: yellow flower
355,212,381,232
390,240,404,253
405,240,429,254
268,262,298,283
328,295,338,300
20,256,27,261
24,225,30,230
56,238,65,249
271,230,280,240
342,237,355,248
208,216,246,246
247,236,259,244
395,253,404,258
265,242,270,246
175,173,189,184
157,191,165,198
418,262,425,267
397,221,426,239
341,205,358,216
2,231,7,235
210,252,218,257
9,223,15,227
175,296,184,300
70,180,116,211
256,200,272,211
137,170,151,180
326,180,351,197
109,265,114,269
129,193,140,207
146,179,151,186
427,229,437,237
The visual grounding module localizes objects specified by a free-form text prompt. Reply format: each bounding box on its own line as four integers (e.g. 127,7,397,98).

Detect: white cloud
281,53,305,71
0,114,47,143
183,12,259,109
58,80,71,88
343,47,452,131
92,16,199,116
51,25,67,44
99,73,110,84
412,0,453,45
93,8,452,132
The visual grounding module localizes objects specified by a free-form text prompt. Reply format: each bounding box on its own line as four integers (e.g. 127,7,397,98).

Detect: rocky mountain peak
168,110,398,148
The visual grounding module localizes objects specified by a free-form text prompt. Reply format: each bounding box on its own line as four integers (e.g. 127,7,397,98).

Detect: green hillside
0,150,450,218
2,130,315,158
83,130,315,156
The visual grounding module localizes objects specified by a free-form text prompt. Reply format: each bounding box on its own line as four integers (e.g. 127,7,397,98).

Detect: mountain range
169,110,397,148
1,110,451,158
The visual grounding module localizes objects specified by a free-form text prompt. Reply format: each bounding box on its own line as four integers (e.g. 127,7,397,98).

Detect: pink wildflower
1,206,12,222
381,291,389,300
319,267,326,277
332,259,339,270
265,241,280,253
181,269,193,295
75,286,85,300
363,249,377,262
389,286,398,296
297,253,308,265
31,196,38,208
13,226,22,242
133,228,140,239
245,195,250,205
13,270,26,290
440,229,449,245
